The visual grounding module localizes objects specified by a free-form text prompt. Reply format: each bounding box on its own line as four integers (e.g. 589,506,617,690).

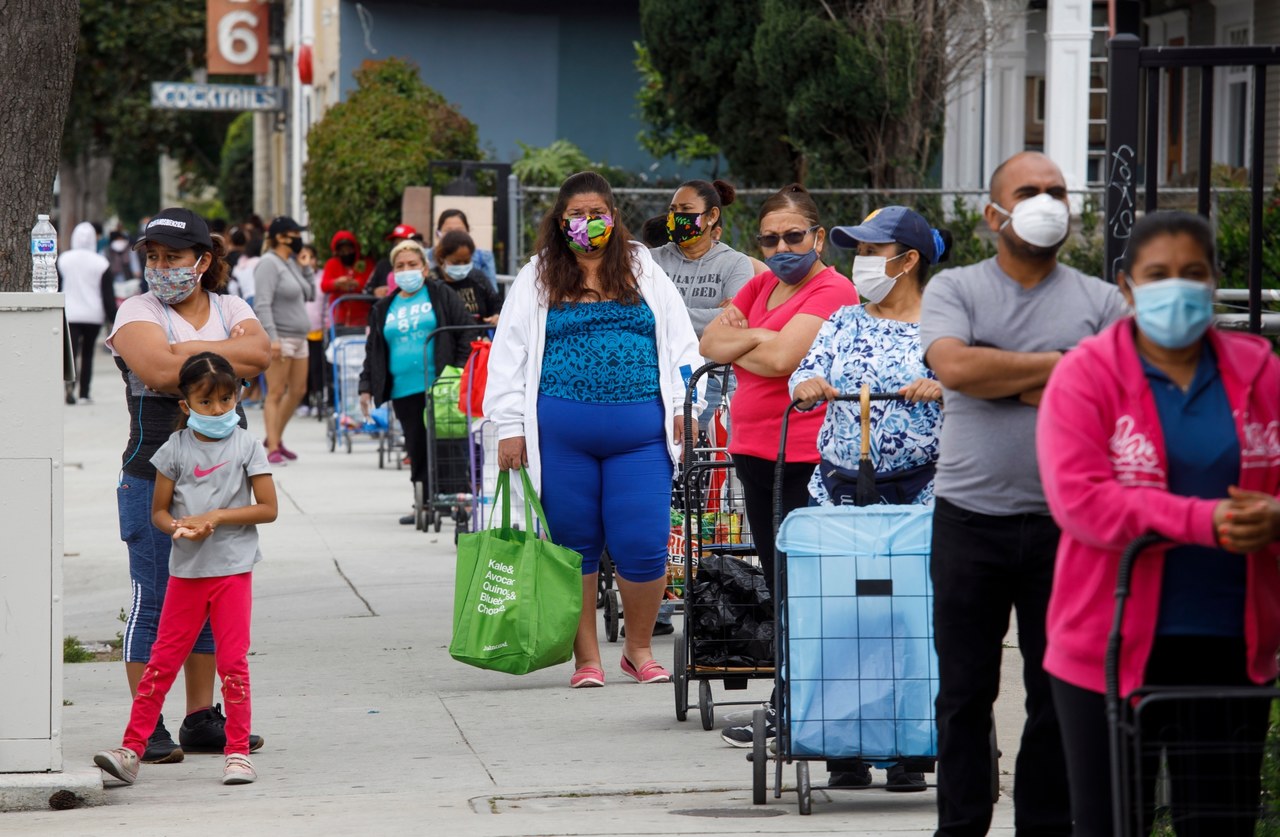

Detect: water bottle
31,214,58,293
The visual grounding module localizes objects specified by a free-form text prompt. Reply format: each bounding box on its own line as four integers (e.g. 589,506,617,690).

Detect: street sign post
150,81,287,112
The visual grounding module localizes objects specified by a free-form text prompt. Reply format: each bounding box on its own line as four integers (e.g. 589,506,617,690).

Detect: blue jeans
117,477,214,662
537,395,671,583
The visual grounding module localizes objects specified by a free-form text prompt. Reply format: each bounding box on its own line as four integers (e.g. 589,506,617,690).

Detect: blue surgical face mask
1131,278,1215,349
395,269,425,294
766,248,820,285
186,407,240,439
443,263,472,281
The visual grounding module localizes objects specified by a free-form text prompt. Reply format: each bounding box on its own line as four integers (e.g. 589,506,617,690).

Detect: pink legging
122,572,253,757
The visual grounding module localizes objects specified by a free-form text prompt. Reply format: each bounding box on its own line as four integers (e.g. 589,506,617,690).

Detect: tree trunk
58,151,114,247
0,0,79,292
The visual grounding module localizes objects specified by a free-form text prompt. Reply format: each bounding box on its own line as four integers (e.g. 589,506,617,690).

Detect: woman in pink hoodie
1037,211,1280,835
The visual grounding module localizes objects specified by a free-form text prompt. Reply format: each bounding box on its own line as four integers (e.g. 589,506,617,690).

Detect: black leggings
1052,636,1271,837
390,391,471,495
68,322,101,399
731,453,814,596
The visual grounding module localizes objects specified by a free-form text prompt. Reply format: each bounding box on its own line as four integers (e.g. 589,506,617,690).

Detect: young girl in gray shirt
95,352,278,787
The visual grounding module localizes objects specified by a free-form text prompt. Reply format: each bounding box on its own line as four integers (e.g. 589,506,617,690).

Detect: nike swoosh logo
193,462,229,478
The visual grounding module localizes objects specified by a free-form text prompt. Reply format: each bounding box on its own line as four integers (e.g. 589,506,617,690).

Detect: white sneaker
94,747,140,784
222,753,257,785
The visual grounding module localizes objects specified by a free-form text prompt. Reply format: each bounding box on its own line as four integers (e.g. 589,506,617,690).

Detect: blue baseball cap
830,205,944,265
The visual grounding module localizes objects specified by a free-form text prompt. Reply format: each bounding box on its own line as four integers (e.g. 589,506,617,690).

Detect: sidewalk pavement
4,369,1021,835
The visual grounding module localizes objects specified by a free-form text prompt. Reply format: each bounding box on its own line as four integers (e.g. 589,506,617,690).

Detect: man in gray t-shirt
920,152,1127,836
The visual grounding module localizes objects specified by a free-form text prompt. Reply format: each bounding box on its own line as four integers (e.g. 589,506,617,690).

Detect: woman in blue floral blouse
788,205,951,789
791,205,951,505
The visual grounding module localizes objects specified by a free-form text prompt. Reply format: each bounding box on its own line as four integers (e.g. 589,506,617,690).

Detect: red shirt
321,230,373,328
728,266,858,461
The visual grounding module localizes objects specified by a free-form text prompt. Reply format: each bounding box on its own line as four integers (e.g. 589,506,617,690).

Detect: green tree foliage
639,0,797,185
633,43,719,169
1215,179,1280,294
511,140,593,188
219,112,255,222
303,57,480,258
64,0,232,206
640,0,957,189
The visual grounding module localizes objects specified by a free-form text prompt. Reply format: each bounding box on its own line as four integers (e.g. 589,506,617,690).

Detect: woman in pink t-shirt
701,184,858,594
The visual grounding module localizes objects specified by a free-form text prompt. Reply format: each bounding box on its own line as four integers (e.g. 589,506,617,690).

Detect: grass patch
62,636,94,664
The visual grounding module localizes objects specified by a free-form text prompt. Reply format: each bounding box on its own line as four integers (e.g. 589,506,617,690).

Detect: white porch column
986,10,1028,182
943,67,986,197
943,4,1026,206
1044,0,1093,190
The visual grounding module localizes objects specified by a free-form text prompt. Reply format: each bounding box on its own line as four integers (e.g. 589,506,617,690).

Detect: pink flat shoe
570,666,605,688
620,655,671,684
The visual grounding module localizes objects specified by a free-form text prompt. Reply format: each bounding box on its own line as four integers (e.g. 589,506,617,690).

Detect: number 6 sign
207,0,269,75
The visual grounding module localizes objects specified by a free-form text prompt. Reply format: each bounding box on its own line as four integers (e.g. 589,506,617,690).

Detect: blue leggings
536,394,671,583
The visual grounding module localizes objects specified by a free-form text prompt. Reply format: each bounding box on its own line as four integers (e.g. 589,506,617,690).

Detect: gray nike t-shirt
150,427,272,577
920,258,1128,515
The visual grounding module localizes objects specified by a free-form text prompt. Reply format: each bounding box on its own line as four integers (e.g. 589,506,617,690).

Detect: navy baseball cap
830,205,942,265
133,208,214,252
267,216,306,237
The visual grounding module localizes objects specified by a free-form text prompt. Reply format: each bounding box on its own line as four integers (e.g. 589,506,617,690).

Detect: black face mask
338,251,356,266
288,238,303,255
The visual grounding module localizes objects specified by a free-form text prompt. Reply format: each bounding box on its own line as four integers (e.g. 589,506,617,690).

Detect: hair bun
932,228,953,265
782,182,810,195
712,179,737,207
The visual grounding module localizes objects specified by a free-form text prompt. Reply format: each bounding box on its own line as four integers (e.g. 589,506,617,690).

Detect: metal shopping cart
324,295,393,455
671,362,774,730
754,389,998,814
418,324,485,539
1106,534,1280,836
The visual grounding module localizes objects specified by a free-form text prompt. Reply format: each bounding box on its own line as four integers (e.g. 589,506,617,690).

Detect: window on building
1222,24,1251,169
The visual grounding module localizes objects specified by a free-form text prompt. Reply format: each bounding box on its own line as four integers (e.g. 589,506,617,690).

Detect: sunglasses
756,225,820,249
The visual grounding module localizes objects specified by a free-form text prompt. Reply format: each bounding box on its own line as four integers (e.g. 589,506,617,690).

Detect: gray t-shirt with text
650,241,755,337
920,258,1128,515
150,427,272,577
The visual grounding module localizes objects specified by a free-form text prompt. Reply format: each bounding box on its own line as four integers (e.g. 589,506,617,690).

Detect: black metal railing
1105,36,1280,334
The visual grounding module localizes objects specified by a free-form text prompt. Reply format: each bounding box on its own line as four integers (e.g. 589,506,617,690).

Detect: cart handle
324,293,379,344
1104,531,1166,837
771,392,902,535
1103,532,1167,707
681,361,733,470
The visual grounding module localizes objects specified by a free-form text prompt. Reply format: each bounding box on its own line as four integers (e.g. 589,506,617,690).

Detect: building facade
942,0,1280,195
265,0,667,227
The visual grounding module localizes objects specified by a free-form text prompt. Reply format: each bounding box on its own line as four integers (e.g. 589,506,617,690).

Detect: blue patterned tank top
540,300,662,403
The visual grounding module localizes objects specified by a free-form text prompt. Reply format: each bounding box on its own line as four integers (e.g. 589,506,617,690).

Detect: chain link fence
512,184,1265,284
515,186,1109,276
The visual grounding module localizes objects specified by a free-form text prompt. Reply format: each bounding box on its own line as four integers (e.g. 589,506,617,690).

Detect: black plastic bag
689,553,774,667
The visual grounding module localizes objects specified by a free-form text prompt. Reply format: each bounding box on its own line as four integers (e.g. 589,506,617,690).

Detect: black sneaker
179,704,264,754
720,705,775,748
141,714,184,764
828,759,872,788
885,762,928,792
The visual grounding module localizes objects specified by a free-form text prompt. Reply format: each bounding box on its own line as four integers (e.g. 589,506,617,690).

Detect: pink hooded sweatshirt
1037,318,1280,697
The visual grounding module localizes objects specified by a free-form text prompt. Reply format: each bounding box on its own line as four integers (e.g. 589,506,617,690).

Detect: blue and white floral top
789,304,942,505
539,300,662,404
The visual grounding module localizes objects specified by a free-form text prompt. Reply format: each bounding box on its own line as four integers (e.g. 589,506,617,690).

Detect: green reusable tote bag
429,365,468,439
449,468,583,674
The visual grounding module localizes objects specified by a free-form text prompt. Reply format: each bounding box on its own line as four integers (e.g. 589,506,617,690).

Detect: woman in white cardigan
485,171,703,689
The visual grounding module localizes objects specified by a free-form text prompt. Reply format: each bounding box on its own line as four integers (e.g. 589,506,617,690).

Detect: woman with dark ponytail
787,204,951,791
650,180,756,428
